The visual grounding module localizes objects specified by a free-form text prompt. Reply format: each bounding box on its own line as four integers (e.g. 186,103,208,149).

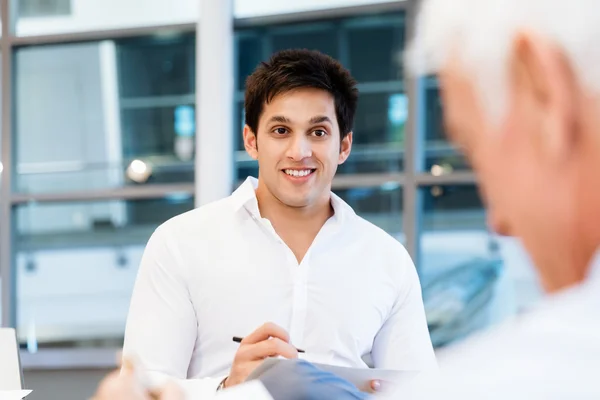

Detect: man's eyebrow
309,116,332,124
268,115,292,124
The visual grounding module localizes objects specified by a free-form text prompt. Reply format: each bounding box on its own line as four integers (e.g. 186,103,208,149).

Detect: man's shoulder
438,289,600,367
391,307,600,399
158,195,235,235
349,214,407,255
386,286,600,399
344,215,415,282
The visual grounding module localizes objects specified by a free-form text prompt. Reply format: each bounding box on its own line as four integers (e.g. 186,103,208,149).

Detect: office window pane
234,101,246,152
236,160,258,182
271,23,338,58
14,195,194,349
423,80,470,172
339,92,406,174
118,34,195,97
16,0,198,36
237,34,263,91
15,35,195,194
335,184,403,242
346,16,404,82
419,184,512,347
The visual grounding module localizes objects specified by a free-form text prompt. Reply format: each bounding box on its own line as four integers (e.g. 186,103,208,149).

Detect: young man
120,49,435,398
227,0,600,398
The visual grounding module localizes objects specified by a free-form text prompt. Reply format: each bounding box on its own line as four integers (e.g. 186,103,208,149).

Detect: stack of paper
0,329,33,399
247,358,417,393
0,390,32,400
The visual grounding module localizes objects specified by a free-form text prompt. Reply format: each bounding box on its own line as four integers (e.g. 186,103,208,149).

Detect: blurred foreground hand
91,358,184,400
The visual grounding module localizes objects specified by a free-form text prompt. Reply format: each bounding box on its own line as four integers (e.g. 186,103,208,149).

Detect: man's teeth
284,169,313,177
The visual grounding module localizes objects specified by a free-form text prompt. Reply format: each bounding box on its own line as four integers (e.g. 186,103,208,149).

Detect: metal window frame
0,0,478,370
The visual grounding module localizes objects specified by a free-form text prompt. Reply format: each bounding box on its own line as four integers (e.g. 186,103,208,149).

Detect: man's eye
274,128,288,134
312,130,327,137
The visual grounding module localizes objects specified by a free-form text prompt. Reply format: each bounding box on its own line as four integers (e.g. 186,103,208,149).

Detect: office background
0,0,541,399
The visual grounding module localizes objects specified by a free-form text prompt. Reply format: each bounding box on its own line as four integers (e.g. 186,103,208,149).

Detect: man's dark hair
244,49,359,140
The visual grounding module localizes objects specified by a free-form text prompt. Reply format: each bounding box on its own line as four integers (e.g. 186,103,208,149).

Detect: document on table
0,390,32,400
247,358,417,392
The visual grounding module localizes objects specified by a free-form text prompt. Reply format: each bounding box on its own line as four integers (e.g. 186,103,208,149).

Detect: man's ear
509,30,578,161
338,132,353,164
243,125,258,160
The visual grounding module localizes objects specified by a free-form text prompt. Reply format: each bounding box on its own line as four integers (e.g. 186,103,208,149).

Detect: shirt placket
287,219,338,349
288,254,308,348
253,215,306,343
252,211,338,351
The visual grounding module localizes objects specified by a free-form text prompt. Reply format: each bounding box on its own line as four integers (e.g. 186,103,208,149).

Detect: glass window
339,92,406,174
419,184,512,347
14,35,195,195
14,196,194,349
270,23,338,58
422,80,470,172
345,16,404,82
15,0,198,37
117,34,195,98
234,101,246,152
236,34,263,91
335,184,403,242
20,0,71,18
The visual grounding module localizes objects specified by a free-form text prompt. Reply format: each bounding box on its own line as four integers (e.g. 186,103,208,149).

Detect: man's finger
241,322,290,345
121,357,136,375
157,382,184,400
370,379,382,392
243,337,298,360
95,371,143,400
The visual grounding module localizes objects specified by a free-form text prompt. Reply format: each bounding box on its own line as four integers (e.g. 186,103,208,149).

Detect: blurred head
243,49,358,210
407,0,600,291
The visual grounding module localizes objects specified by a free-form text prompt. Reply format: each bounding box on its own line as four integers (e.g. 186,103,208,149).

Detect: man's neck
254,187,333,233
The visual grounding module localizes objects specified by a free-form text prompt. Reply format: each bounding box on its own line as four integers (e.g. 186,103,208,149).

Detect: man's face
439,64,519,237
243,88,352,208
438,35,589,290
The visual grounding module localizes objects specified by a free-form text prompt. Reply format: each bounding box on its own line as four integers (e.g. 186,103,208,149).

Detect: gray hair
405,0,600,123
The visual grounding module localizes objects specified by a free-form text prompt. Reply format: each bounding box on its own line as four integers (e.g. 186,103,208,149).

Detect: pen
232,336,305,353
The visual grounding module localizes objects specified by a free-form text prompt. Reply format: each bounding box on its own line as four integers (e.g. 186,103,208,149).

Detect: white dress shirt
122,177,436,399
379,250,600,400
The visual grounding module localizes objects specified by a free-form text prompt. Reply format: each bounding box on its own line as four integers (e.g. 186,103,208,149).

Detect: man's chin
274,191,313,209
280,198,311,209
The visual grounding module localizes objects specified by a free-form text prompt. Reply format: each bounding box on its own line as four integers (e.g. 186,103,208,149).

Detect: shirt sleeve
122,225,224,397
370,246,437,371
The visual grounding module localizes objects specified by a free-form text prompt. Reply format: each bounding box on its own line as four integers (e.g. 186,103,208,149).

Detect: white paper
0,329,23,391
247,358,417,392
0,390,32,400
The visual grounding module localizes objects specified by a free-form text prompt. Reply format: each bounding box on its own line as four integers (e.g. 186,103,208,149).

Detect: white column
195,0,235,207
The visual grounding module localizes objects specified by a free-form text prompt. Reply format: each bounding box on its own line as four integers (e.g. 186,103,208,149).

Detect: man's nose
286,135,312,161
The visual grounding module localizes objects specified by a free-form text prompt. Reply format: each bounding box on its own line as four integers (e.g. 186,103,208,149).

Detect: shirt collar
231,177,261,214
230,176,355,224
586,248,600,284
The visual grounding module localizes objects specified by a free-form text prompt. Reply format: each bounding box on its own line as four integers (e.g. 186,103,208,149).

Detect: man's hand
92,358,183,400
224,322,298,388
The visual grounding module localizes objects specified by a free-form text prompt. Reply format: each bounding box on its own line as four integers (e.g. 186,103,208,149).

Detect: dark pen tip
233,335,305,353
